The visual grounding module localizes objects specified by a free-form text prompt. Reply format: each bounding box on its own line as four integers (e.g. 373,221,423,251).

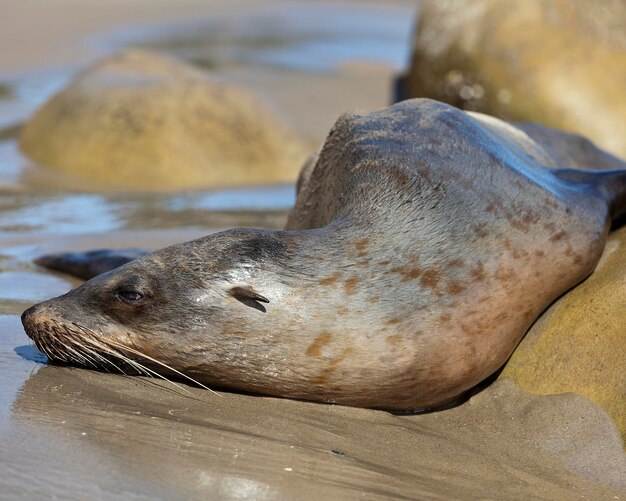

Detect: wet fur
23,99,626,410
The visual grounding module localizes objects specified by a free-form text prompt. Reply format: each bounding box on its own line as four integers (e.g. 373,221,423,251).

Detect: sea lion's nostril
21,303,55,343
21,303,47,330
21,305,36,325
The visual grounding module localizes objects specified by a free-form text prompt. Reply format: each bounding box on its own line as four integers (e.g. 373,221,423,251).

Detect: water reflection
0,271,71,302
101,4,412,73
0,69,71,129
0,141,25,188
14,344,47,363
0,187,292,237
0,194,120,234
10,71,71,109
167,184,295,212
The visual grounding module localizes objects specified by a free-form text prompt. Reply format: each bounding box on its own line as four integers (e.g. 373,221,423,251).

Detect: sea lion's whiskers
42,327,69,362
55,324,82,363
73,324,142,376
35,339,54,361
88,341,188,390
85,346,132,375
62,342,97,368
34,323,57,361
95,344,195,396
104,338,221,397
59,325,101,368
71,339,117,373
123,360,196,396
50,342,73,364
74,325,149,376
73,324,195,396
46,327,87,366
73,323,150,376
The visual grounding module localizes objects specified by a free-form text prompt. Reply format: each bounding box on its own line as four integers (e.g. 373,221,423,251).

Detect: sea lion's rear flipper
553,168,626,225
35,248,151,280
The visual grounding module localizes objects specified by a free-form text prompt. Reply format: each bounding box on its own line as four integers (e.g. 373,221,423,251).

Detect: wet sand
2,313,625,500
0,1,625,499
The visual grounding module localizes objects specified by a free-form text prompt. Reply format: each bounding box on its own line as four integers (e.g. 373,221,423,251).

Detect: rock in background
20,50,309,191
397,0,626,159
501,224,626,444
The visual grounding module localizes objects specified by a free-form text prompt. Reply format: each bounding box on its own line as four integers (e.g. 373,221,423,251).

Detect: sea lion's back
288,99,564,232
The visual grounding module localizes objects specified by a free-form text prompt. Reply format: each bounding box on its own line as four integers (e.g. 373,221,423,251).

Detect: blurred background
0,0,415,248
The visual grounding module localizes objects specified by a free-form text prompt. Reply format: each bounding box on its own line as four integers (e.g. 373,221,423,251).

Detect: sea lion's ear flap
229,286,270,304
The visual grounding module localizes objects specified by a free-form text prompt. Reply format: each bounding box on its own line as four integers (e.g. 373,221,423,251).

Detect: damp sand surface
0,1,625,499
2,314,626,500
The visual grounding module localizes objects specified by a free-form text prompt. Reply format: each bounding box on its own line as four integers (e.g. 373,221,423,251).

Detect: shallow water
98,3,413,72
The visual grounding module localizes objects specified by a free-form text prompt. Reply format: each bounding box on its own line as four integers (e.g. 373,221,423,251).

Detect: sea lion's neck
219,220,379,340
257,221,367,307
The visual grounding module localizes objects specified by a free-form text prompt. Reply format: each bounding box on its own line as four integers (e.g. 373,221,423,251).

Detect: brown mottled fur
22,99,626,410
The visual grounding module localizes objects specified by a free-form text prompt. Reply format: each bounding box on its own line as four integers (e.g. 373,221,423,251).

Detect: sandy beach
0,1,624,499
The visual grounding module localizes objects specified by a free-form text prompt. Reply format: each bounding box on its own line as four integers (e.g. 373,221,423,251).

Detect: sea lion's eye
117,290,145,303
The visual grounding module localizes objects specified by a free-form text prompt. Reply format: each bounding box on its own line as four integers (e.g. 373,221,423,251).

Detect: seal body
22,99,626,410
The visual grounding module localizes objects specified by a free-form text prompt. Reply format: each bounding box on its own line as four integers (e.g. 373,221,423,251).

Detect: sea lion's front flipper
35,248,151,280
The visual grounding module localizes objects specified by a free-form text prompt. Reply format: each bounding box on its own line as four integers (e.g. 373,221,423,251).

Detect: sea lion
21,99,626,410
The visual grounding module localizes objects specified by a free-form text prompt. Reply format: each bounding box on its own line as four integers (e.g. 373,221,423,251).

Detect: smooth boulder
397,0,626,159
501,225,626,444
20,50,308,190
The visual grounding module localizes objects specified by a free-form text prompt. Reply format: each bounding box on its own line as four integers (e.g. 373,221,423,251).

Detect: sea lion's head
21,228,309,390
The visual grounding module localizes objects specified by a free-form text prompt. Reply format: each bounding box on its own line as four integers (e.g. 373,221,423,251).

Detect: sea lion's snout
21,295,107,367
21,299,73,356
21,303,36,326
21,301,55,340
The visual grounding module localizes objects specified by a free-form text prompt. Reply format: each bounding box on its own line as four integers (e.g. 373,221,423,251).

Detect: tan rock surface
502,225,626,443
19,49,309,191
399,0,626,159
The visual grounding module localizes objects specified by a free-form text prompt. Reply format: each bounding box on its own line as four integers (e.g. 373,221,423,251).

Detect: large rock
501,225,626,443
20,50,308,190
397,0,626,159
